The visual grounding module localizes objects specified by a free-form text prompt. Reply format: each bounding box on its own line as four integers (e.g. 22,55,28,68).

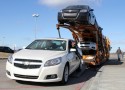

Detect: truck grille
14,59,42,69
14,74,38,79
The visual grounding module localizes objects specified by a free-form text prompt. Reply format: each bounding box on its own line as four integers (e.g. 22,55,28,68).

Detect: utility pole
32,14,39,39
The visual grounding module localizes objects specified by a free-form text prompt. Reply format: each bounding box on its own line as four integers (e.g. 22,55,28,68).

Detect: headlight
44,57,62,67
80,9,87,12
86,56,94,59
8,55,13,64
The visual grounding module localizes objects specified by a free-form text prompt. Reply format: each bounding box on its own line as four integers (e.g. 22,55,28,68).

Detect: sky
0,0,125,53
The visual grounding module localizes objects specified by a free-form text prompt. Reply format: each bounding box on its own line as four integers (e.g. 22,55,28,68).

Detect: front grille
63,9,79,13
80,43,90,44
81,46,89,47
14,74,38,79
63,13,77,18
14,63,41,69
15,59,42,63
14,59,42,69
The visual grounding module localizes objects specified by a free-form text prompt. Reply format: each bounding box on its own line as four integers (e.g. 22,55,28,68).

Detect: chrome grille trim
14,59,42,69
14,74,38,79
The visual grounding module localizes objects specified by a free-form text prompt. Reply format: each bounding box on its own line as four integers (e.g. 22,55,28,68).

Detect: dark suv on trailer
0,46,14,53
58,5,98,26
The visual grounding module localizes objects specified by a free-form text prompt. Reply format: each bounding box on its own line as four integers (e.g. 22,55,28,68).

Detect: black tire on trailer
58,21,64,24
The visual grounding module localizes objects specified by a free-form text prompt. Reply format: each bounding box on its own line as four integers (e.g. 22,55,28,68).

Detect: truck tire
59,21,64,24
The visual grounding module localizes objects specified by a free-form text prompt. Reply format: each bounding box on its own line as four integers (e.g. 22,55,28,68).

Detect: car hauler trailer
56,24,111,66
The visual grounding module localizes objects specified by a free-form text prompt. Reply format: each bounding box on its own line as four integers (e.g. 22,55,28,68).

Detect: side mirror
70,48,76,52
22,46,26,49
90,9,94,11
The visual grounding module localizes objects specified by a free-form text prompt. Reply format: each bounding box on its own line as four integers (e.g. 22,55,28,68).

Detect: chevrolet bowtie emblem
23,61,30,66
69,10,72,12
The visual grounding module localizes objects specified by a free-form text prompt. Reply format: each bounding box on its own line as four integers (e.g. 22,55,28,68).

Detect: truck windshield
26,40,66,51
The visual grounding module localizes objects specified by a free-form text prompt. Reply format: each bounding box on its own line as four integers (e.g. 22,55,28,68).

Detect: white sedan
6,38,83,84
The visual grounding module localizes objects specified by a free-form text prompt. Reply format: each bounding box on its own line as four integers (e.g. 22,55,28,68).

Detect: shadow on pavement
66,67,100,85
15,59,123,87
16,80,62,86
104,59,123,65
16,66,102,87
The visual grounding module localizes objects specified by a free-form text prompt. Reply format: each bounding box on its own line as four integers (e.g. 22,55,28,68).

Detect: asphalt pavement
84,54,125,90
0,54,125,90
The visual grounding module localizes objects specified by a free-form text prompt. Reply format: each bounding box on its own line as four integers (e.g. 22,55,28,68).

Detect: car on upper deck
58,5,98,26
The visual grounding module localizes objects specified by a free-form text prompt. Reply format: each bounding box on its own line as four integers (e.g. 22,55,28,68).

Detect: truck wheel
106,58,109,61
59,21,64,24
61,65,69,84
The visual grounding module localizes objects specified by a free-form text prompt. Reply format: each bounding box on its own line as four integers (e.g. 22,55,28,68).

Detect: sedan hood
13,49,67,61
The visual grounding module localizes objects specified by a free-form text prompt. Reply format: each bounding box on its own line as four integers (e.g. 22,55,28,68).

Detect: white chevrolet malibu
6,38,83,84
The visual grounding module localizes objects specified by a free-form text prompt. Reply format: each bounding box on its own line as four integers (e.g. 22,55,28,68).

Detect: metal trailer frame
56,24,110,66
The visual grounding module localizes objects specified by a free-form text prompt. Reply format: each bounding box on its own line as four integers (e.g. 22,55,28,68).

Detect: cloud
39,0,102,7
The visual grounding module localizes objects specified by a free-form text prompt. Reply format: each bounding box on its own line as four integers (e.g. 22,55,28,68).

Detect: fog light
6,70,11,76
46,74,57,79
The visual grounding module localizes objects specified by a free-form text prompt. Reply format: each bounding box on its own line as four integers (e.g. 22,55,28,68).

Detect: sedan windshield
26,40,66,51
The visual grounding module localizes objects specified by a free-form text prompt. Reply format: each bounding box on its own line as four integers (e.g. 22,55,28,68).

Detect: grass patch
0,52,10,59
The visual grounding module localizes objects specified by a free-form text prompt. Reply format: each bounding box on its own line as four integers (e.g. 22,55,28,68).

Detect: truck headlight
8,55,13,64
44,57,62,67
86,56,94,59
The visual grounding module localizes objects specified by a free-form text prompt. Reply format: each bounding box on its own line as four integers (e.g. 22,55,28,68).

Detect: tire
61,64,69,84
77,60,83,71
69,22,75,26
58,21,64,24
106,57,109,61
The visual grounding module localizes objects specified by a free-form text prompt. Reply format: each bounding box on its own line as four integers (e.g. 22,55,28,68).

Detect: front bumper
6,61,64,82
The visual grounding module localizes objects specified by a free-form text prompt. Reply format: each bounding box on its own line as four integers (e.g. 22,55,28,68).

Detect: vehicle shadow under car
16,65,101,87
15,58,123,87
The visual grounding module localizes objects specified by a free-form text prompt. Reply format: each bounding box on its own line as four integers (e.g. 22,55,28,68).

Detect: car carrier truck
56,5,111,66
56,24,111,66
